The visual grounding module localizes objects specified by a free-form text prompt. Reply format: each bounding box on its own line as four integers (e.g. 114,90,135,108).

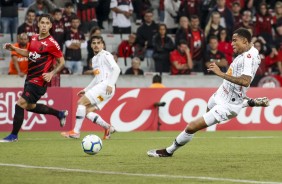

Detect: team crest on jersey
247,54,251,58
29,51,41,62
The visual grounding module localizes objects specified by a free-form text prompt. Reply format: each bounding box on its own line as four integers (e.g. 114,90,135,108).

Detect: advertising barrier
0,88,281,132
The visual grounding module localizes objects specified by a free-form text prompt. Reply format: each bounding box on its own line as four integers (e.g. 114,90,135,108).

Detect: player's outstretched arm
208,62,251,87
3,43,29,57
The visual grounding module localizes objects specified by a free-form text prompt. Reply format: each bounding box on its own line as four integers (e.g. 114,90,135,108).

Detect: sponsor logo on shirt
28,51,41,62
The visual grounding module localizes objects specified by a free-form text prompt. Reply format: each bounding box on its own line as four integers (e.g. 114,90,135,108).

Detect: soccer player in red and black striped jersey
1,14,68,142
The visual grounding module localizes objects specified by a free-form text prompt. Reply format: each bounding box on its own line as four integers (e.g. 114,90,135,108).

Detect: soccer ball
81,134,102,155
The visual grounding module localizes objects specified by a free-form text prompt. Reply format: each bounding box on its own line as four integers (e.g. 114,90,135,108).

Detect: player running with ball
147,28,269,157
61,35,121,139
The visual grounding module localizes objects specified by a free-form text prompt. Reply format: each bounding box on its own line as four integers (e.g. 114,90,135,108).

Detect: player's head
38,14,53,35
90,35,104,53
231,28,252,54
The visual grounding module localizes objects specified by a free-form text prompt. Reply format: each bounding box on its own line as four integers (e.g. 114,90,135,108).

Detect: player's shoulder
47,36,61,51
31,34,39,40
100,50,113,57
244,46,258,58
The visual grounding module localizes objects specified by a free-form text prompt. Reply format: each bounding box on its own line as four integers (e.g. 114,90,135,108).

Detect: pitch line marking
0,163,281,184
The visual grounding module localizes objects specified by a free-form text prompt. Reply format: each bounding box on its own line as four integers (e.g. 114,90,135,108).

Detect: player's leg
242,96,269,108
62,95,91,138
85,106,115,139
0,97,28,142
147,96,226,157
25,83,68,127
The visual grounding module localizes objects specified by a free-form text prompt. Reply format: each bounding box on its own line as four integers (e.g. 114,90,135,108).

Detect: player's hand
106,86,113,95
42,72,54,82
77,90,85,97
3,43,15,51
207,62,222,76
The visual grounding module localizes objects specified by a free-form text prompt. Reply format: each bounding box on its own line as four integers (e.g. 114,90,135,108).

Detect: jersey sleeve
49,41,63,58
105,52,120,87
241,52,254,77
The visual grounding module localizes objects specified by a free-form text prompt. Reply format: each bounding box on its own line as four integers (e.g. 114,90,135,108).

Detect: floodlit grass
0,131,282,184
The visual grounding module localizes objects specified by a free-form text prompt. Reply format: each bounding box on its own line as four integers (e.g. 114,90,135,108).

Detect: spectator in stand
158,0,165,22
204,11,224,42
200,0,217,29
64,16,86,74
8,33,30,77
135,9,158,64
132,0,152,25
177,0,202,20
75,0,99,34
204,35,228,75
207,0,234,33
164,0,181,34
253,2,274,38
175,16,189,47
17,9,39,40
51,8,65,50
217,28,233,65
170,40,193,75
110,0,133,34
231,1,241,26
274,1,282,29
27,0,56,17
96,0,111,29
124,57,144,75
152,24,175,74
234,9,255,36
189,15,206,72
225,0,245,10
253,39,267,77
149,74,165,88
268,23,282,76
0,0,22,42
117,33,136,58
62,2,76,30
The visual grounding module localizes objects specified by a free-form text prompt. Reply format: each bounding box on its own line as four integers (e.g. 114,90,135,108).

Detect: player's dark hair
233,28,252,43
38,13,54,23
90,35,104,43
152,74,162,83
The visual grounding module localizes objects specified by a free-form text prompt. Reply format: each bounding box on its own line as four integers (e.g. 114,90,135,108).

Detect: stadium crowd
1,0,282,86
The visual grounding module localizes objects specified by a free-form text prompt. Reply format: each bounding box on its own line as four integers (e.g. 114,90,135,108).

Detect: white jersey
214,46,261,105
84,50,121,91
110,0,133,27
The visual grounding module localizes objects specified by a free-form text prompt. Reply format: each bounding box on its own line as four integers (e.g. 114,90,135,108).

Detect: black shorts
21,82,47,104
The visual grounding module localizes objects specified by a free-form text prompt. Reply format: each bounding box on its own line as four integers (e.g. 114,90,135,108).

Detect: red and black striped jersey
27,34,63,87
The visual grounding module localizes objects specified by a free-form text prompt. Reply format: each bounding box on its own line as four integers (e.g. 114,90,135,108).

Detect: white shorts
203,94,241,126
85,82,115,110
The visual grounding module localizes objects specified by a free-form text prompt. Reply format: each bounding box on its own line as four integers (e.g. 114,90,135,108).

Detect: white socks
166,130,194,154
73,105,86,133
86,112,110,130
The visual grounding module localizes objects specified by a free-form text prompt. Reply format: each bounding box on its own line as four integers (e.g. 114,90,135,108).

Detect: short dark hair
90,35,104,43
209,35,218,42
233,28,252,42
53,8,62,14
38,13,53,23
152,74,162,83
178,39,188,46
65,2,74,8
26,9,36,15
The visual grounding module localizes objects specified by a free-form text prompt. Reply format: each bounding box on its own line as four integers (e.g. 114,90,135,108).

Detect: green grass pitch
0,131,282,184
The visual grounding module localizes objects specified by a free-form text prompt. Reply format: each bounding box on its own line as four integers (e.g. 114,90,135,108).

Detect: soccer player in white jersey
147,28,269,157
61,35,121,139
